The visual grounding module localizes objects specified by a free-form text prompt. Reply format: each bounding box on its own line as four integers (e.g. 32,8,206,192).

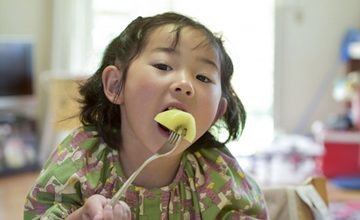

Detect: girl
24,12,268,220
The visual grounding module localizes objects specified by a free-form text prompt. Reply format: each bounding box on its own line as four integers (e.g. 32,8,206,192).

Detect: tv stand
0,111,40,176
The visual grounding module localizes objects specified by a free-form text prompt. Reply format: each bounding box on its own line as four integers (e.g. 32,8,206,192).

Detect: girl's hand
68,194,131,220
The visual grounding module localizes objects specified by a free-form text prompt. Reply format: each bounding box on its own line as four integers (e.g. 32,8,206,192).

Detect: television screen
0,39,34,96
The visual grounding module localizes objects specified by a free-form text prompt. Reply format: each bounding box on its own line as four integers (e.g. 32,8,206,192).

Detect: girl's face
119,25,226,156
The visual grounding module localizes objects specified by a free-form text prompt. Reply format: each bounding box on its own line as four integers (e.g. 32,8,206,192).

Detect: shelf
348,42,360,60
0,163,40,177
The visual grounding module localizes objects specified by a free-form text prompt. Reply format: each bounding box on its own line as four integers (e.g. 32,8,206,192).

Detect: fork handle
108,154,158,207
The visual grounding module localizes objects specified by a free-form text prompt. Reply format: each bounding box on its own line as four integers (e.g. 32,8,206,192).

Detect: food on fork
155,109,196,142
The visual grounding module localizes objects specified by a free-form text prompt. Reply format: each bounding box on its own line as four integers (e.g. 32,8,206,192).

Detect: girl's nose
170,74,195,98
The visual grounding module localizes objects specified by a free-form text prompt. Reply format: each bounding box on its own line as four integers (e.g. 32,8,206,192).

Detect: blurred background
1,0,360,219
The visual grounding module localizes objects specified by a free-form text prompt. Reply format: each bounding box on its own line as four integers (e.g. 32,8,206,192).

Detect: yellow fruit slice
154,109,196,142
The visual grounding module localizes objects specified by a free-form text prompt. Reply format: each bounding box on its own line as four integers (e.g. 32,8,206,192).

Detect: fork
108,131,182,207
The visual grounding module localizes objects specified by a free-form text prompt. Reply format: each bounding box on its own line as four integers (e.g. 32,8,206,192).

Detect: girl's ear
102,65,124,104
211,97,228,126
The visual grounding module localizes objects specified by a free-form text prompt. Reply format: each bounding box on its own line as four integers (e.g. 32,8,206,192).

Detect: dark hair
78,12,246,151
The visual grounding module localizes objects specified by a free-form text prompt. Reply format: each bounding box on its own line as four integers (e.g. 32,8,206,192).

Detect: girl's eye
154,64,172,71
196,75,211,83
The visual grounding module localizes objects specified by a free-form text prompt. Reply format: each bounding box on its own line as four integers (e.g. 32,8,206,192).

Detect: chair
39,72,83,164
262,176,332,220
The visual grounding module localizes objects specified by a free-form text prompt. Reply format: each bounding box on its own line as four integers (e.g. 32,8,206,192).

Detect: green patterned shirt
24,126,268,220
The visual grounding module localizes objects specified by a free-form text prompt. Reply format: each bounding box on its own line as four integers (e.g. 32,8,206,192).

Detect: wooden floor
326,180,360,202
0,171,40,220
1,171,360,219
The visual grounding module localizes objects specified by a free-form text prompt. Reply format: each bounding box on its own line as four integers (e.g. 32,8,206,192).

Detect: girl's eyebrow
197,57,219,71
151,47,219,71
151,47,177,54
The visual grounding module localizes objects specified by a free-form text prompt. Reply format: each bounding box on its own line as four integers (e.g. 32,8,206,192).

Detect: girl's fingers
82,196,131,220
113,203,124,218
113,201,131,220
120,201,131,219
82,195,107,219
103,205,114,220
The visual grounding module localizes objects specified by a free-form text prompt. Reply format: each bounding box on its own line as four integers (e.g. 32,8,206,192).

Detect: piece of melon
154,109,196,142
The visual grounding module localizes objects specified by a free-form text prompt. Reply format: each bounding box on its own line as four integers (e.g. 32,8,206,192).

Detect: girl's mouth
157,123,171,138
156,106,182,135
157,109,171,135
157,107,176,133
159,123,170,132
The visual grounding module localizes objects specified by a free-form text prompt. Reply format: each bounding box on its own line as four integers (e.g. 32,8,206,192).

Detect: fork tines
168,131,181,145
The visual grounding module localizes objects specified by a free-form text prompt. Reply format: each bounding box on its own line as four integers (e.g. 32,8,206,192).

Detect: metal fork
109,131,182,207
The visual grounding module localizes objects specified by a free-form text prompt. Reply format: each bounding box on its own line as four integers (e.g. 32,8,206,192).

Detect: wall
0,0,53,137
274,0,360,134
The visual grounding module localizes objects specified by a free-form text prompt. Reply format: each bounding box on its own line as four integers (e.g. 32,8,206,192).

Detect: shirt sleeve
194,147,269,220
24,127,105,220
219,148,269,220
217,173,269,220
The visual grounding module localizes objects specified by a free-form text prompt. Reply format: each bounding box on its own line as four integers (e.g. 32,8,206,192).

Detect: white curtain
39,0,94,163
50,0,93,77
